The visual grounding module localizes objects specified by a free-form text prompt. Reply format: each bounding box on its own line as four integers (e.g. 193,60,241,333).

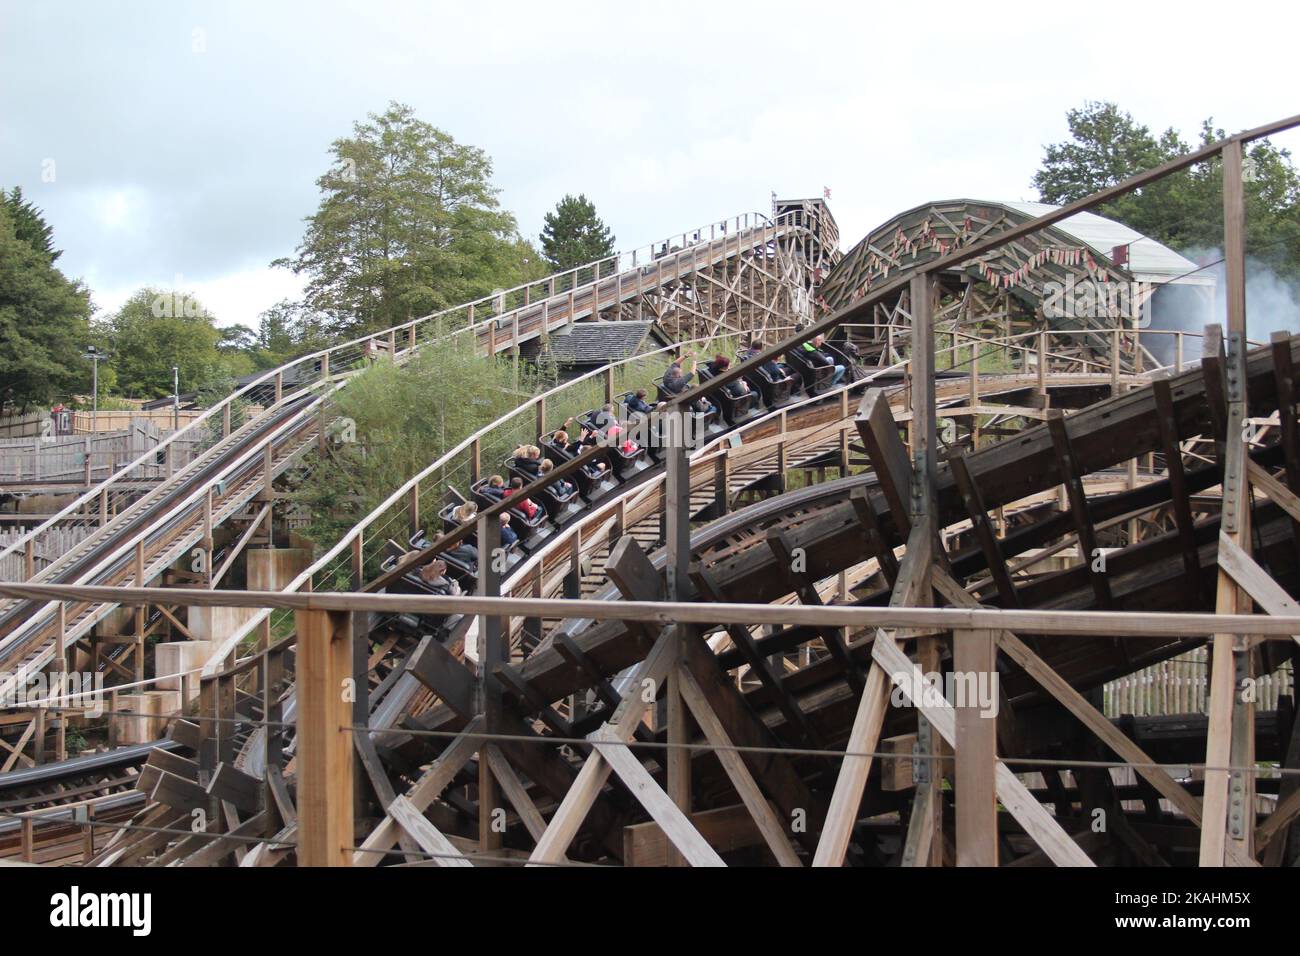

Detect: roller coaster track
0,265,1252,853
0,211,821,706
5,317,1293,865
9,317,1250,865
9,115,1300,869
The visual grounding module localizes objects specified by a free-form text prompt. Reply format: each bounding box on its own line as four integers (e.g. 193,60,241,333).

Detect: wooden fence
0,527,94,581
0,420,201,483
0,408,204,438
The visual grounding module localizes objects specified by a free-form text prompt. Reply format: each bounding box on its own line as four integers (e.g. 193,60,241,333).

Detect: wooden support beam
1217,535,1300,646
527,629,678,865
676,664,801,866
593,730,724,867
388,795,472,867
353,717,483,866
295,608,354,866
810,661,889,868
954,629,998,866
950,454,1019,607
1270,330,1300,570
855,388,913,538
485,745,549,845
765,528,863,693
873,633,1094,866
691,565,821,746
1153,378,1203,602
849,485,899,586
1048,411,1113,609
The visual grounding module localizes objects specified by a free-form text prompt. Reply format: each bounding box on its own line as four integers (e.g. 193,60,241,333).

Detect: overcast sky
2,0,1297,329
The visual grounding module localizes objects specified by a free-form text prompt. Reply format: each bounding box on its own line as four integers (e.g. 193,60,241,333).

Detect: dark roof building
519,320,674,377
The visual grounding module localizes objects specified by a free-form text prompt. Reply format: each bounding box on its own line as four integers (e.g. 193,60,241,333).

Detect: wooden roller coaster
2,119,1300,870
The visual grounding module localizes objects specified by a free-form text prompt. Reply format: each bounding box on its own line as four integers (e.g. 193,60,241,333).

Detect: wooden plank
485,745,549,844
849,486,899,585
677,627,825,850
624,803,763,866
1217,534,1300,645
406,635,476,719
387,795,473,867
872,633,1094,867
295,608,353,866
1153,378,1202,600
353,715,483,866
899,779,937,867
932,567,1203,822
527,628,678,865
765,528,862,692
1048,412,1112,609
810,662,889,866
855,388,912,537
676,665,801,866
954,628,998,866
207,761,262,814
1256,785,1300,852
691,565,821,746
1248,459,1300,525
950,456,1018,607
594,731,725,867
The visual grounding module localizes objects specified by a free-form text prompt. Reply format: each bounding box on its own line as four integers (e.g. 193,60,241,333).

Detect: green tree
0,198,92,411
275,101,537,338
106,288,240,399
539,194,616,271
1033,102,1300,279
2,187,61,263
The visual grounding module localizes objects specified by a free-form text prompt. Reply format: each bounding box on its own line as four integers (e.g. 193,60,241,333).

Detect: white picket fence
1102,646,1293,718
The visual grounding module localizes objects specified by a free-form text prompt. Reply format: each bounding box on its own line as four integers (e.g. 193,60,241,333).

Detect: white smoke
1173,246,1300,340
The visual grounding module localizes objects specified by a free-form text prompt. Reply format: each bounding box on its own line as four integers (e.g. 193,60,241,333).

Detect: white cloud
91,266,305,330
4,0,1299,323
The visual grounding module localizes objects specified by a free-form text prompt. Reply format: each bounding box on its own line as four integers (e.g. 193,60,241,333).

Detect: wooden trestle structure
3,119,1300,868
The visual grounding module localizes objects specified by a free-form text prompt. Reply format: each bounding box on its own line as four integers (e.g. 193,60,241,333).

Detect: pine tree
539,194,616,271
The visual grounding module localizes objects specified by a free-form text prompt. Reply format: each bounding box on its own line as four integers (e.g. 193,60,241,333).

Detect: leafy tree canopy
105,288,244,398
1033,102,1300,279
539,193,616,271
275,101,538,338
0,197,92,411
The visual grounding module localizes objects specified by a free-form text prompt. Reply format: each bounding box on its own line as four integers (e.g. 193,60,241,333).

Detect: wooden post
1037,329,1047,395
1202,139,1253,867
909,271,942,866
477,513,505,853
954,629,997,865
55,602,67,761
664,407,693,864
134,540,147,683
295,608,354,866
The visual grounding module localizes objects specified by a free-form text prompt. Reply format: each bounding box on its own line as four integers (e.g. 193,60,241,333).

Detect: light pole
83,345,107,433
